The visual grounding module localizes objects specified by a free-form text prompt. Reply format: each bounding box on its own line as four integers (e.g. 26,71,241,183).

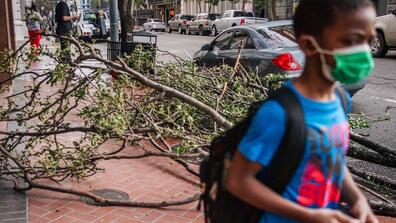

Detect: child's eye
341,39,355,46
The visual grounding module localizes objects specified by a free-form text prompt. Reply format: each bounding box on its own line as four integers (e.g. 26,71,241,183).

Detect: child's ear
297,35,318,57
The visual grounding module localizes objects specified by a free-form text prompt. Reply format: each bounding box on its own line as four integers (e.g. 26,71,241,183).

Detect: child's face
319,6,377,67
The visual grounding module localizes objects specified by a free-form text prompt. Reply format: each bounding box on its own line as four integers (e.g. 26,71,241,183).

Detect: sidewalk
28,140,203,223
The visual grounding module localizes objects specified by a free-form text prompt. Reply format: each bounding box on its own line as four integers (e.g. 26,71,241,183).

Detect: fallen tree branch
347,143,396,168
27,181,201,208
350,132,396,158
90,150,205,162
348,164,396,190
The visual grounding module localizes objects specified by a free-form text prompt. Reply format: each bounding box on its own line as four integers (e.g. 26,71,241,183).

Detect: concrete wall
13,0,28,42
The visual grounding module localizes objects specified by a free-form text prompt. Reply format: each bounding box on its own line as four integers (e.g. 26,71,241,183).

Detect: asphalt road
106,32,396,148
351,51,396,148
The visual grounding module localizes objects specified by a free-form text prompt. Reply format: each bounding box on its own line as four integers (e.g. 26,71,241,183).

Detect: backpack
199,86,348,223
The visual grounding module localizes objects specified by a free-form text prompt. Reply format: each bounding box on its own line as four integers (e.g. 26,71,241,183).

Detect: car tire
178,25,183,34
198,26,204,36
186,26,191,35
167,26,172,33
211,25,217,36
371,32,389,58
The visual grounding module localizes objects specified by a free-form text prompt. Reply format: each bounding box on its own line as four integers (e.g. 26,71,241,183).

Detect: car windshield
83,13,96,22
152,19,162,22
207,14,219,20
234,11,253,17
258,25,297,48
182,15,194,20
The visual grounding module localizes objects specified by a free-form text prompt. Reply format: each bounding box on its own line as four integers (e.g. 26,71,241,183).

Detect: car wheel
211,25,217,36
371,32,389,57
198,26,204,36
178,25,183,34
167,26,172,33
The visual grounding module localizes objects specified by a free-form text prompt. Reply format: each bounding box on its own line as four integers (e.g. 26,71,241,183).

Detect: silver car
194,20,366,96
143,19,166,32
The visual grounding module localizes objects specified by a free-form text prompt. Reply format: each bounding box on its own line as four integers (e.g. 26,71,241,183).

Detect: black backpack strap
263,87,307,194
335,86,348,114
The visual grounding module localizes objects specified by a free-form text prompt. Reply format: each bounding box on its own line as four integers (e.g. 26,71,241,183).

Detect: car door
191,15,198,32
217,12,227,32
199,30,234,67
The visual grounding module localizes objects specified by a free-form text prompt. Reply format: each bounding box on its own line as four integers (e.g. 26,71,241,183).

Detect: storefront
148,0,181,23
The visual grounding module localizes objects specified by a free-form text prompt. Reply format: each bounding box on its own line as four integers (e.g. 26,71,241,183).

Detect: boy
227,0,379,223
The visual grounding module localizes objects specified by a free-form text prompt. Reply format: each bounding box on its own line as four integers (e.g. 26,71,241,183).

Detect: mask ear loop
306,36,335,82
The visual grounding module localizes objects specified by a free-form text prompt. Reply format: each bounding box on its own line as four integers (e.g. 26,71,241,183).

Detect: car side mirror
201,44,212,51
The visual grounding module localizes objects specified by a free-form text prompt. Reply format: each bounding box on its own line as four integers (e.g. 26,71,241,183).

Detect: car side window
213,31,233,50
229,31,256,50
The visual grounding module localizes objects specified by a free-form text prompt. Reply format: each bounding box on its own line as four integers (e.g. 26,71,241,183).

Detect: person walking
226,0,379,223
55,0,79,61
26,2,43,54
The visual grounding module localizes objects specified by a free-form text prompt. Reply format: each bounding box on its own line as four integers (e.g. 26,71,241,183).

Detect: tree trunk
271,0,277,20
118,0,135,42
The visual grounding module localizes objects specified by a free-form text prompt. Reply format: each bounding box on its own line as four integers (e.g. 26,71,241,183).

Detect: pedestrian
55,0,79,62
25,2,43,54
226,0,379,223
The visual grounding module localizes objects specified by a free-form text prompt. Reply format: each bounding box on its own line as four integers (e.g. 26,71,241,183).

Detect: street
352,51,396,148
112,32,396,148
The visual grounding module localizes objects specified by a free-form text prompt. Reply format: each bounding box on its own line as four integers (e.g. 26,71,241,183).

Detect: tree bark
347,143,396,168
118,0,134,42
350,132,396,158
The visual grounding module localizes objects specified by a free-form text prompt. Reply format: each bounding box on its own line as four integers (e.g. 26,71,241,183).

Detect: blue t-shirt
238,82,351,223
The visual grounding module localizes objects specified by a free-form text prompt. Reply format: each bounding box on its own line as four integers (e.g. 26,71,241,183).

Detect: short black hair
293,0,374,38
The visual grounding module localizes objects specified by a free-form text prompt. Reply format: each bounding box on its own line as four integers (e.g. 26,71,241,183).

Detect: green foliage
348,113,370,129
123,45,156,74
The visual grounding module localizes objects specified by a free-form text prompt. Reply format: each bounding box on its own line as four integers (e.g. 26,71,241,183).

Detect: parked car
194,20,366,96
74,10,110,41
371,9,396,57
143,18,166,32
186,13,220,36
211,10,268,36
167,14,194,34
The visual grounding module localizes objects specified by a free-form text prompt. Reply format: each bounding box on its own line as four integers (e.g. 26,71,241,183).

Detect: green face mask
310,38,375,84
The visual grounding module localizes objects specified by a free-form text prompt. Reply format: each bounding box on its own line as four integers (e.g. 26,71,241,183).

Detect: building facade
148,0,254,22
80,0,90,9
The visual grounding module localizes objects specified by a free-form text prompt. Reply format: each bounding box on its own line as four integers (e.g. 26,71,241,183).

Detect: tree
118,0,134,42
253,0,277,20
206,0,220,12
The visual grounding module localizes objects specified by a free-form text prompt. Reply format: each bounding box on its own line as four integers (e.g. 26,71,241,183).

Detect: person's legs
58,32,71,62
28,31,35,47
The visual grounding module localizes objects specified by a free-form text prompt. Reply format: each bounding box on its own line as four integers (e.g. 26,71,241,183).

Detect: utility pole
110,0,119,41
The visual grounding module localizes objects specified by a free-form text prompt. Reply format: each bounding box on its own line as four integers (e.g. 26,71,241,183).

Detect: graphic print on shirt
297,121,350,208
